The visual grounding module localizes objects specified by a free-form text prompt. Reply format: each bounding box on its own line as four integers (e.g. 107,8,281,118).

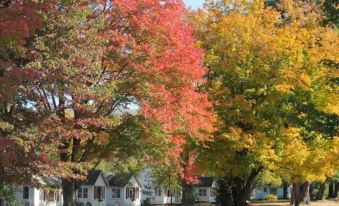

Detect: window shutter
126,188,129,199
94,187,98,199
78,188,82,198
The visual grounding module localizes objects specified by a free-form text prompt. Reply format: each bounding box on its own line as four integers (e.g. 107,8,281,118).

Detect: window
78,187,89,198
263,187,267,193
112,188,121,198
198,189,207,197
94,186,105,200
154,187,162,196
126,187,139,199
23,186,29,199
47,191,56,201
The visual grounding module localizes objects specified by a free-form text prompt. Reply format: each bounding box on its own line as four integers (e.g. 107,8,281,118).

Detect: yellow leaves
194,0,338,183
322,95,339,115
279,128,339,183
275,83,295,93
64,108,75,120
0,120,14,132
300,72,312,87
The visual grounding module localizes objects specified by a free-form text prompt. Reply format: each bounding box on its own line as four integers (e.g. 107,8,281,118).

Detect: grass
253,199,339,206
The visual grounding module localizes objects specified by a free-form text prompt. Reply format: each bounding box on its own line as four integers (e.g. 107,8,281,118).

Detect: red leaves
0,0,215,185
0,138,17,166
183,151,199,185
0,0,43,46
106,0,214,138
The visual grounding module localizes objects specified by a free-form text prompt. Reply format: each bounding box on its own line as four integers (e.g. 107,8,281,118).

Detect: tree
19,1,213,205
191,1,338,205
320,0,338,27
0,0,53,187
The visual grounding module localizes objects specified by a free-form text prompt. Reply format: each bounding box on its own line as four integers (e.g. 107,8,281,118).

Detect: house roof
84,170,109,186
35,176,62,188
105,173,142,187
192,177,214,187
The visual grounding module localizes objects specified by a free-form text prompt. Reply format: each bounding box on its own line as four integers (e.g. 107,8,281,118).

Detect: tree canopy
191,0,338,205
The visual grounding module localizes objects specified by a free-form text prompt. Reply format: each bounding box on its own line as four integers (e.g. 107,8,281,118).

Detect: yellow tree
191,0,338,206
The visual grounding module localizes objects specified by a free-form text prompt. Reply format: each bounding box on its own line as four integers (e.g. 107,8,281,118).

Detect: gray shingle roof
105,173,134,187
84,170,108,186
36,176,62,188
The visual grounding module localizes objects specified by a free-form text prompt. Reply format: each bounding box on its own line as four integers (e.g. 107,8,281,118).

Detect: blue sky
183,0,204,9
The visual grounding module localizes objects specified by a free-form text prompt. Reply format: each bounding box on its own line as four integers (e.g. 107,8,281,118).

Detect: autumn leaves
0,1,338,206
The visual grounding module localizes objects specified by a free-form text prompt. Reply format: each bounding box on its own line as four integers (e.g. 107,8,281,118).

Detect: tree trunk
216,178,234,206
182,184,195,206
283,183,289,199
231,167,262,206
231,184,250,206
309,182,314,201
299,182,310,204
334,182,339,198
328,182,334,198
316,182,325,200
62,178,75,206
290,183,300,206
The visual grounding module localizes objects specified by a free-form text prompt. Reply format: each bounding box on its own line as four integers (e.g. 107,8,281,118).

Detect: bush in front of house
263,194,278,201
0,185,18,206
141,197,151,206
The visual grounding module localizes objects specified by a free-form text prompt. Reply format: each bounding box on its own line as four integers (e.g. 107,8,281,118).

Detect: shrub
141,197,151,206
0,185,18,206
263,194,278,201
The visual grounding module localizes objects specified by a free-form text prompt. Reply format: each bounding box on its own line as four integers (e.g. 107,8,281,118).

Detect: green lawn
253,200,339,206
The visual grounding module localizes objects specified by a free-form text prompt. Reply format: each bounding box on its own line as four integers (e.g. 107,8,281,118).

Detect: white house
251,186,287,200
151,187,182,205
139,171,182,205
75,170,108,206
105,173,142,206
14,176,63,206
192,177,217,203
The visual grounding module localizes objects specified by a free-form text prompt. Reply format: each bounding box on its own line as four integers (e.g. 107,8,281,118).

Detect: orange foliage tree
0,0,214,205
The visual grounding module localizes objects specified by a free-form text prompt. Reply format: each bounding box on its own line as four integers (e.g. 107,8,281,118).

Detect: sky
183,0,205,9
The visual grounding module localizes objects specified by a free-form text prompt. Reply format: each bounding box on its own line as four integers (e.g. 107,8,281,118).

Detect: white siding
195,187,210,203
123,177,141,206
76,174,107,206
194,182,217,203
15,186,63,206
106,187,124,206
139,171,182,205
107,176,141,206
